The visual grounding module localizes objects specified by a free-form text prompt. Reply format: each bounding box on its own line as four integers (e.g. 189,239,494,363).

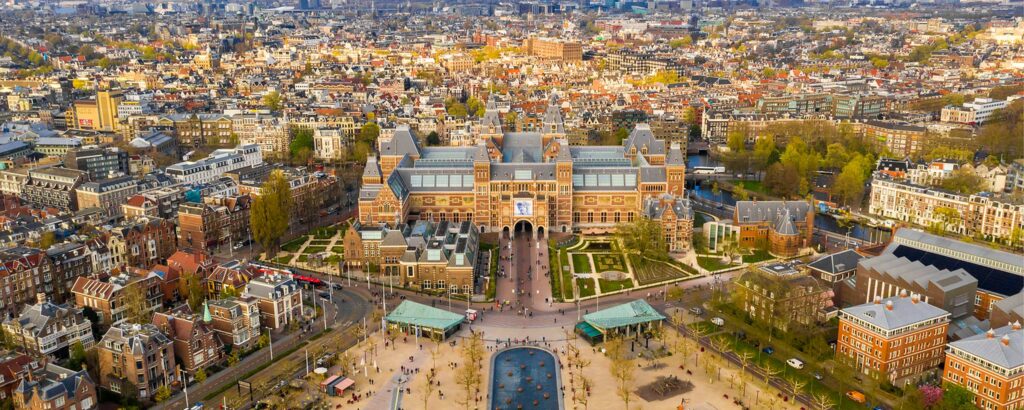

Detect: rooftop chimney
986,329,996,339
885,300,893,311
1001,335,1011,346
1012,321,1022,331
899,289,908,298
873,295,882,304
910,294,920,304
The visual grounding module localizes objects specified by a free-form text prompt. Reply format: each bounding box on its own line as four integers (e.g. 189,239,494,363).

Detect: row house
106,217,177,270
122,186,188,221
207,296,261,351
12,363,97,410
75,176,139,223
22,168,89,212
176,195,251,254
96,323,176,400
152,306,223,376
70,273,161,332
1,294,94,358
0,248,54,318
44,243,93,305
206,260,255,297
869,176,1024,242
0,354,35,401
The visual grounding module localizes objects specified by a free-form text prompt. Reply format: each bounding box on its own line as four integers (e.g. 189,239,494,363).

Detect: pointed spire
202,301,212,323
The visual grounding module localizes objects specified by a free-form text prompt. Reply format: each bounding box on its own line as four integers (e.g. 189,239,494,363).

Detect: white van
710,317,725,326
786,358,805,369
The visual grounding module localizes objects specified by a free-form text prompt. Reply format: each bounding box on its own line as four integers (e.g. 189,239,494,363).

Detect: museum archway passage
514,220,534,238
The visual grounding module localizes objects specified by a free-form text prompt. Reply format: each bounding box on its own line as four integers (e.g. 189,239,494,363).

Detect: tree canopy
250,170,292,257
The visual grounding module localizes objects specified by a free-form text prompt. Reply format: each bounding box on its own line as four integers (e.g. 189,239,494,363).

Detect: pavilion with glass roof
575,299,666,344
385,300,465,340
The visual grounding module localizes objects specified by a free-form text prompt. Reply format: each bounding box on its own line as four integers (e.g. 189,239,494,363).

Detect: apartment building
156,113,232,153
525,36,582,62
2,294,94,357
207,296,261,351
63,148,129,180
862,120,929,158
166,145,262,185
75,176,138,222
243,273,303,330
941,98,1009,125
70,91,122,131
22,168,88,212
837,293,950,386
206,260,256,297
231,114,290,159
313,129,352,161
943,323,1023,410
96,323,176,399
106,217,177,269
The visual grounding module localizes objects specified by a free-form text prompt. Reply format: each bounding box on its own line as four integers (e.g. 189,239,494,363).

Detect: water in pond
491,347,562,410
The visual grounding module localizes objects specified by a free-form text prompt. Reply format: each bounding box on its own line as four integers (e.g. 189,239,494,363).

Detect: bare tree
811,392,835,410
606,335,635,409
455,332,484,409
566,341,592,409
784,374,808,400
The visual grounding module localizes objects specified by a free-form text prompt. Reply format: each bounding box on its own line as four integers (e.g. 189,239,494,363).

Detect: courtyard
552,238,701,301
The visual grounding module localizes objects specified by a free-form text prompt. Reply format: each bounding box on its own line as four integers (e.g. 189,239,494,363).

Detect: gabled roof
380,125,421,158
807,249,864,274
841,295,949,331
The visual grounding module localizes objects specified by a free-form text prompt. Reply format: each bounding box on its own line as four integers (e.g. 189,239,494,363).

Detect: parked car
762,346,775,355
846,391,866,404
786,358,805,369
318,292,331,299
332,283,343,290
689,307,703,316
710,317,725,326
813,372,823,381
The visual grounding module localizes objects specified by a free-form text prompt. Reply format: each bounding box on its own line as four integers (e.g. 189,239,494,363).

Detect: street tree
614,219,668,263
263,91,283,111
605,335,636,409
250,170,292,258
121,283,150,324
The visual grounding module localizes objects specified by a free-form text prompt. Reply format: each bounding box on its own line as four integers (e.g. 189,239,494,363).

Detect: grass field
697,256,735,271
599,278,634,293
592,253,627,272
742,249,774,263
629,255,694,285
281,236,308,253
576,278,596,298
548,245,563,301
730,179,768,195
571,253,592,273
331,246,345,253
302,246,327,254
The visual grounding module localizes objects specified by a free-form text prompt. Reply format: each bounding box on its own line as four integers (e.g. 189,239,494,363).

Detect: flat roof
385,300,464,331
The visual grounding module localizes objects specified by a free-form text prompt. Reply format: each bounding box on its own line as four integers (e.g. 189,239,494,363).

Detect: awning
576,322,602,339
333,378,355,392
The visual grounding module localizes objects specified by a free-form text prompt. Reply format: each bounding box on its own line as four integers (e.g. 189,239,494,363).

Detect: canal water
687,154,890,243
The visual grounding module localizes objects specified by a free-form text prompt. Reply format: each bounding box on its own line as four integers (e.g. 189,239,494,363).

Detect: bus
693,166,726,174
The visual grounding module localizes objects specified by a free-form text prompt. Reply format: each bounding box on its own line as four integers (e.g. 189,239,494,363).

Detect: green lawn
324,255,341,264
730,179,768,195
599,278,634,293
281,236,308,253
548,245,562,301
302,246,327,254
297,254,308,263
576,278,596,298
272,256,292,264
629,255,693,285
742,249,774,263
486,249,497,300
571,253,592,273
697,256,736,271
559,249,573,299
331,246,345,253
312,226,340,239
592,253,627,272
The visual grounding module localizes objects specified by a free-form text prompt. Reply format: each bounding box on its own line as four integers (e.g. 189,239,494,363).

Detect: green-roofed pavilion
385,300,465,340
577,299,666,344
